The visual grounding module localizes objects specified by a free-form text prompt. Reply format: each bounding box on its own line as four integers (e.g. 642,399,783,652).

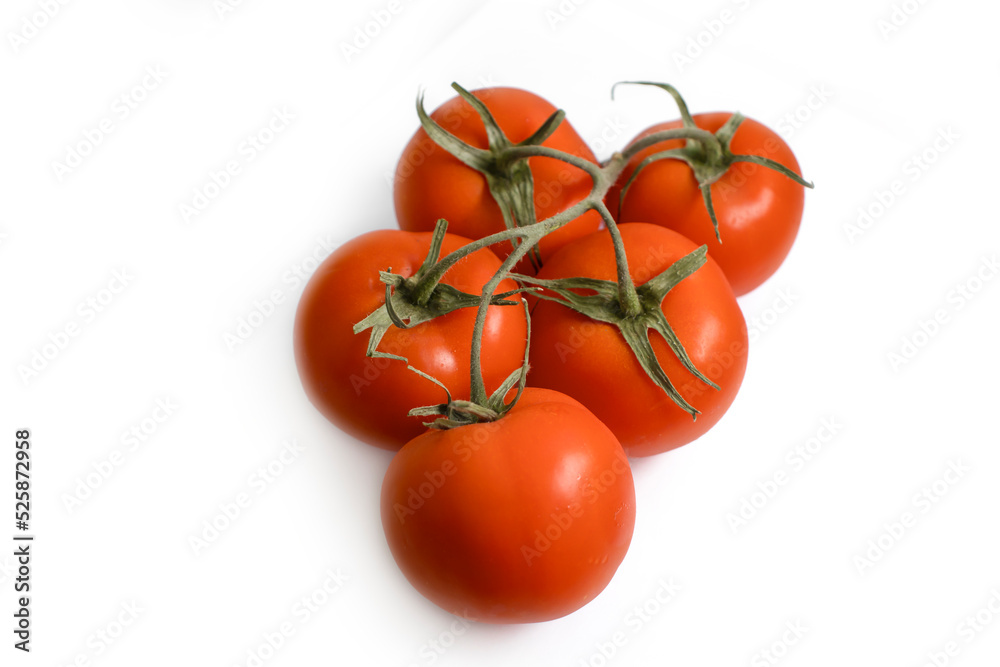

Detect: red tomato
607,114,805,296
294,230,527,451
394,87,602,272
381,387,635,623
528,223,748,457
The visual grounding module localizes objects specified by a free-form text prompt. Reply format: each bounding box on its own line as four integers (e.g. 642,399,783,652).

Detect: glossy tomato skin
381,388,635,624
294,230,526,451
606,114,805,296
394,87,602,273
528,223,748,457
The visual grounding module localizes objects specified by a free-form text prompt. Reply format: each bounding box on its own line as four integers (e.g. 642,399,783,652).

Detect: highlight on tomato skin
607,114,806,296
380,388,636,624
292,229,527,451
393,87,603,274
526,223,749,457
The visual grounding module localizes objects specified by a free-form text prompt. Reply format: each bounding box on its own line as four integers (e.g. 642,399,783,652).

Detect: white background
2,0,999,665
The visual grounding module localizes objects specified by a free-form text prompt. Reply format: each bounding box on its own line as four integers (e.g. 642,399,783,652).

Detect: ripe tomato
528,223,748,457
394,87,602,272
381,387,635,623
294,230,527,451
606,114,805,296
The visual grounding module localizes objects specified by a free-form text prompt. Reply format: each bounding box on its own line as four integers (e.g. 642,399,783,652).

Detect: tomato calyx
357,82,810,425
417,83,569,270
353,219,524,366
351,218,536,427
408,300,533,430
613,82,814,242
513,245,719,418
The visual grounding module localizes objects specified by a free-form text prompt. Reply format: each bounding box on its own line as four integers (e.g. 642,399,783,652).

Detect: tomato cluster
294,82,810,623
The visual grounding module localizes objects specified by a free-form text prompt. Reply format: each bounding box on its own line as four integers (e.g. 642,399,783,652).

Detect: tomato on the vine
527,223,748,457
294,229,527,451
394,87,602,272
381,387,635,623
607,114,805,296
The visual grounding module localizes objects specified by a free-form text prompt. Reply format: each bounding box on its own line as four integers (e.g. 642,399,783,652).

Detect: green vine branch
354,80,814,426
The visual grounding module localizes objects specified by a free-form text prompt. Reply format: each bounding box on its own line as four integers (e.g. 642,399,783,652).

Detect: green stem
469,231,536,405
493,165,543,270
412,139,646,351
516,109,566,147
623,127,719,160
397,82,774,418
730,155,815,188
371,81,814,426
594,202,642,317
501,144,604,182
612,81,697,128
493,143,643,317
409,213,572,303
409,219,450,306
